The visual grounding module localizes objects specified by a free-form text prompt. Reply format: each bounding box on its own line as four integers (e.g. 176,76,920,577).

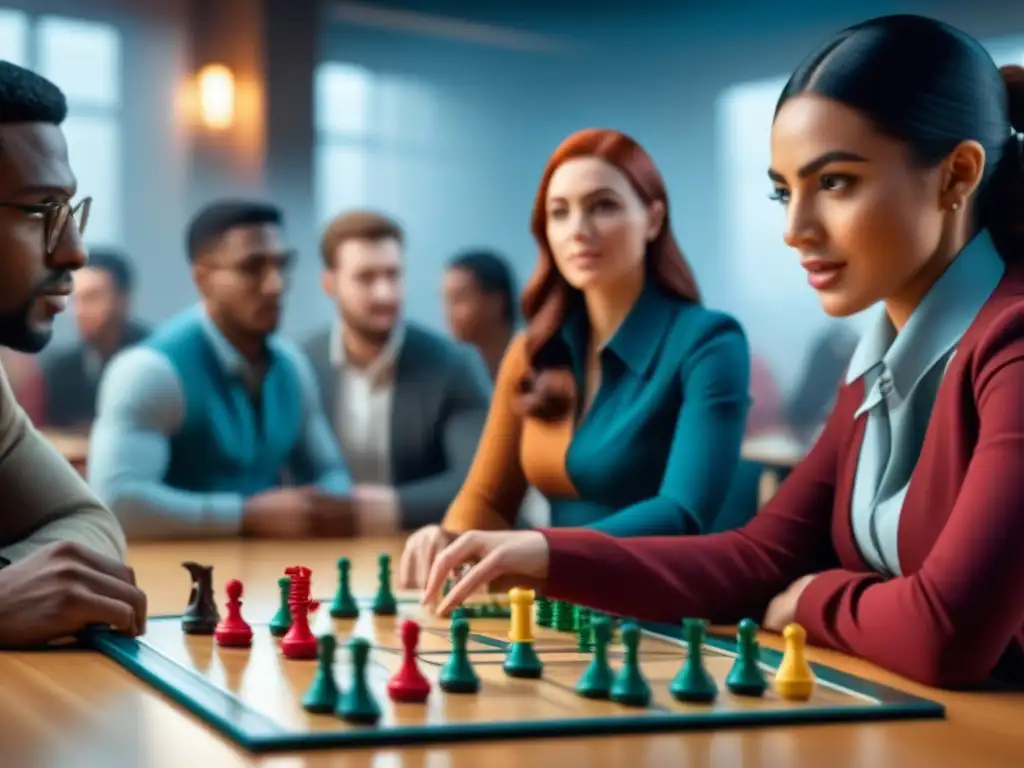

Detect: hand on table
399,524,458,589
763,574,817,632
420,530,551,615
241,487,357,538
0,541,147,648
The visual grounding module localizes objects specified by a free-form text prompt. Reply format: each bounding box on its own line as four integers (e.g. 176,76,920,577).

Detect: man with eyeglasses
0,61,146,648
88,200,355,539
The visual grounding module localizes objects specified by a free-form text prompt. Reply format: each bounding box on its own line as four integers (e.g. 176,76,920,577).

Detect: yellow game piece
774,623,815,701
508,587,535,644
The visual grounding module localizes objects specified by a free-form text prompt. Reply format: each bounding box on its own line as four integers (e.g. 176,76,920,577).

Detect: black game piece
181,561,219,635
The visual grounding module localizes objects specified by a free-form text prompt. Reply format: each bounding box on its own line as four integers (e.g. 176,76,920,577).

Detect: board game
81,556,945,754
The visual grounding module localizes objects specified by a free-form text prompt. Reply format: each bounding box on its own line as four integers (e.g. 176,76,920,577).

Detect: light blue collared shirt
846,230,1004,575
88,305,351,539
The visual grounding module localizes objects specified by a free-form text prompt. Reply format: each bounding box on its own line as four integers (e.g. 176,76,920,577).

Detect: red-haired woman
399,128,753,587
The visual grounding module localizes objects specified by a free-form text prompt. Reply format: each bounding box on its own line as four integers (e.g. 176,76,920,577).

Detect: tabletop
741,431,807,470
2,536,1022,768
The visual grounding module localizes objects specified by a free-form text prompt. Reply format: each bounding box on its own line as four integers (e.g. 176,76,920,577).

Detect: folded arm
0,365,125,563
796,325,1024,687
540,384,854,623
397,346,491,529
279,342,352,496
88,348,244,539
588,317,752,537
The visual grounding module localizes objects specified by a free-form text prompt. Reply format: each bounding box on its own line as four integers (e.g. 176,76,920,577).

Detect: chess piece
387,619,431,702
669,618,718,703
440,616,479,694
503,587,543,678
535,595,553,628
725,618,768,697
181,562,219,635
575,615,613,699
774,623,815,701
302,635,341,713
214,579,254,648
269,576,292,637
372,553,397,616
552,600,574,632
330,557,359,619
281,566,320,660
610,622,651,707
577,607,594,652
337,637,382,725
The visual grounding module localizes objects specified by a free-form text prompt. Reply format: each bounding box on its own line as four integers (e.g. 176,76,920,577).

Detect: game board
80,564,945,754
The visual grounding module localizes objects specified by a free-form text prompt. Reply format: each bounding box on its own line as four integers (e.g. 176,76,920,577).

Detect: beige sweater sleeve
442,334,530,533
0,362,126,564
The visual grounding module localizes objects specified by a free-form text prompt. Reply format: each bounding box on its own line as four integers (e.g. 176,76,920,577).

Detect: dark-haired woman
398,128,754,588
422,16,1024,689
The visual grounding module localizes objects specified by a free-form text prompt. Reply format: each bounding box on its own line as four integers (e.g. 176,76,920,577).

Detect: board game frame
81,605,945,754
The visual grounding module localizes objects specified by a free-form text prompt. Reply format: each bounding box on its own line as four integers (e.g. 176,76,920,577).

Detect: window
0,11,122,246
0,9,28,67
314,62,442,227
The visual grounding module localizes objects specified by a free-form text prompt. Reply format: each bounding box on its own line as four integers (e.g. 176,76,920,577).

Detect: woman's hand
763,574,817,632
398,525,458,589
421,530,551,615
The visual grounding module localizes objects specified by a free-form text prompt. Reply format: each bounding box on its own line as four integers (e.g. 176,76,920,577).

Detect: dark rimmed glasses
0,197,92,255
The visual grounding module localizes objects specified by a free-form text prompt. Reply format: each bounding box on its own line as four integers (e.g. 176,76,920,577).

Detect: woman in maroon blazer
421,15,1024,689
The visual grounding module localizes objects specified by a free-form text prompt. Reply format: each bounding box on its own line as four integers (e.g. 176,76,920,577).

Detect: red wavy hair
517,128,701,420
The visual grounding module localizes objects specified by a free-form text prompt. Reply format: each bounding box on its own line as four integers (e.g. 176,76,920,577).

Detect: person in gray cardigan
305,210,491,534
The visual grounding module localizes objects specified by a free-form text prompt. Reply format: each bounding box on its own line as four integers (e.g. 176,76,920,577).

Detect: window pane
376,75,439,146
37,16,121,108
316,63,372,136
0,9,28,67
316,142,368,225
63,115,121,245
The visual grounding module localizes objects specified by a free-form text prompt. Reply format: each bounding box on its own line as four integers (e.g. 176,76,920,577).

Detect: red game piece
214,579,253,648
387,619,431,703
281,566,320,660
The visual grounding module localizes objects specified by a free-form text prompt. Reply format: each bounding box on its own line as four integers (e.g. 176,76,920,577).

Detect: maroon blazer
541,262,1024,688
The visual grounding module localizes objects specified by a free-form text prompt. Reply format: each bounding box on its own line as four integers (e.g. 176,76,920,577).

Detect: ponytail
989,65,1024,258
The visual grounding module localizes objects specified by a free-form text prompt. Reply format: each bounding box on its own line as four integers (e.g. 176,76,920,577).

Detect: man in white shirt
304,210,491,534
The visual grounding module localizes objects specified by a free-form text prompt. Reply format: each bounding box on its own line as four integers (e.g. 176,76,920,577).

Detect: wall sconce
197,63,235,130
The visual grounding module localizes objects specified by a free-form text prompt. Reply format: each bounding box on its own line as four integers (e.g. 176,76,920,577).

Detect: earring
950,201,961,211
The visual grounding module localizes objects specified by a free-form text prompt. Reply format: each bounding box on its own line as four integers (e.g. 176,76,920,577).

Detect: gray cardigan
303,322,492,529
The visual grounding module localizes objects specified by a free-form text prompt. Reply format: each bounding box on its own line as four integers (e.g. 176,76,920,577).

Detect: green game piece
553,600,574,632
536,595,552,628
725,618,769,697
504,640,543,678
451,606,467,621
577,608,594,652
440,617,480,693
669,619,718,703
609,622,651,707
302,635,340,713
372,553,397,616
575,615,614,698
329,557,359,619
336,637,381,725
269,576,292,637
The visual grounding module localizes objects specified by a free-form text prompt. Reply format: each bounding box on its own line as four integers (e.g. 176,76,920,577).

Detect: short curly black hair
0,60,67,126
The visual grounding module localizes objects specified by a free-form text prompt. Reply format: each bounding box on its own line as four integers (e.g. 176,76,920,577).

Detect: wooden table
2,537,1022,767
742,431,808,505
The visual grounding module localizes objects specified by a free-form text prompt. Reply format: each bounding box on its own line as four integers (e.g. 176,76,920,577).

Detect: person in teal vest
88,201,353,539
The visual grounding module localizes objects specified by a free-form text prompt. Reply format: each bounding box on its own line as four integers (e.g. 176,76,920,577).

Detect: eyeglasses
0,197,91,254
